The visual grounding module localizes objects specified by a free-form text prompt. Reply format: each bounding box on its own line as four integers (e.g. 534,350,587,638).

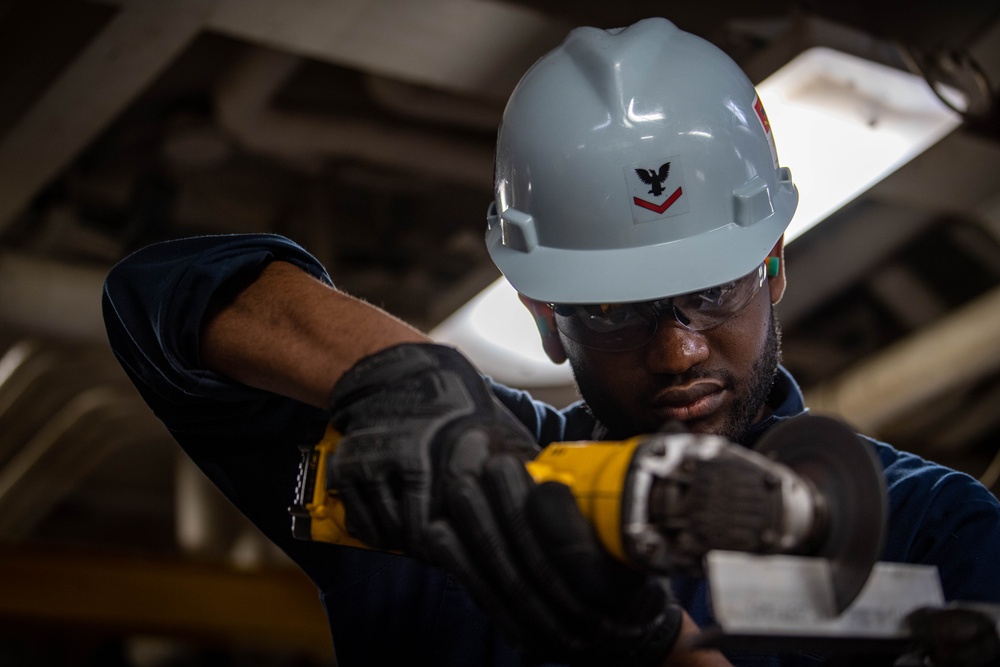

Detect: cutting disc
753,414,887,613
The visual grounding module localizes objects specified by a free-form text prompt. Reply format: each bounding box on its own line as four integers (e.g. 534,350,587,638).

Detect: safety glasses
551,263,767,351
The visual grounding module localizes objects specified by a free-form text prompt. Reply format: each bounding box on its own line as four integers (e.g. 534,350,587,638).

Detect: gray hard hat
487,17,798,304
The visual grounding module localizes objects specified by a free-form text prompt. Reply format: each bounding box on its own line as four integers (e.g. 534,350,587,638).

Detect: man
102,17,1000,667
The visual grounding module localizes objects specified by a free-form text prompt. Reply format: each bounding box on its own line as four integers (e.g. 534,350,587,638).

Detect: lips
652,381,725,422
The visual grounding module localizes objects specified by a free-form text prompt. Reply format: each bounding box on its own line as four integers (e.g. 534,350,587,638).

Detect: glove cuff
328,342,483,411
570,603,682,667
626,603,684,667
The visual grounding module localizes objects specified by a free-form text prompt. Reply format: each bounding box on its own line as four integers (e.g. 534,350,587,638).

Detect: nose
644,318,710,375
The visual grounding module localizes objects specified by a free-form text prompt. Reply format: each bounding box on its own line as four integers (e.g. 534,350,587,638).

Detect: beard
724,309,782,442
571,306,783,443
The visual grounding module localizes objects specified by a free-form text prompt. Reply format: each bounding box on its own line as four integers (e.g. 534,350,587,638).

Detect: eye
571,303,647,333
588,303,636,325
598,303,628,318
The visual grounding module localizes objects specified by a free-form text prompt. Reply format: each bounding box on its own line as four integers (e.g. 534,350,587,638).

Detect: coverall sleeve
100,233,536,667
102,233,331,435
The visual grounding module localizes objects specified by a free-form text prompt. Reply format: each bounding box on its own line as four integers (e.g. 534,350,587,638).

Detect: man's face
561,278,781,442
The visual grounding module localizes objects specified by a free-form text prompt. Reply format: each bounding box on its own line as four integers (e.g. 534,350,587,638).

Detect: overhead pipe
363,75,502,132
0,385,169,539
805,284,1000,434
0,340,134,461
0,333,283,564
0,252,109,343
214,47,494,188
0,337,170,538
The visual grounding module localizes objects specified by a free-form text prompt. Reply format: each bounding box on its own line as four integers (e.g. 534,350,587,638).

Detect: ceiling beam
205,0,567,101
93,0,570,100
0,0,217,230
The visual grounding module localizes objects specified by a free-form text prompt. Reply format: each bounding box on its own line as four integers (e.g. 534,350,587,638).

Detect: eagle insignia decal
634,162,670,196
626,156,689,223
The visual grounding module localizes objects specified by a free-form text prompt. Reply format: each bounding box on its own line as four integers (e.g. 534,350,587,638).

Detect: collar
741,365,808,448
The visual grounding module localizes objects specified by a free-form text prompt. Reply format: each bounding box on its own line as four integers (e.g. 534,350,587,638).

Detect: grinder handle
290,425,371,549
292,426,644,564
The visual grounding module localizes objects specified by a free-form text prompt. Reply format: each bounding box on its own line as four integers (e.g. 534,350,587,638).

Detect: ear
517,293,568,364
767,235,787,304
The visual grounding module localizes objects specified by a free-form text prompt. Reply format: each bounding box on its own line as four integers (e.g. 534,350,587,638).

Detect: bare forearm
202,260,429,407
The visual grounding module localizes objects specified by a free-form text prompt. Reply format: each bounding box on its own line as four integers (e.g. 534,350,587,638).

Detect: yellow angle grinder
291,414,886,613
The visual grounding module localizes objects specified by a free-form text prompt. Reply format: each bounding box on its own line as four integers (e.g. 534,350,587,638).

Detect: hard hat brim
488,186,797,304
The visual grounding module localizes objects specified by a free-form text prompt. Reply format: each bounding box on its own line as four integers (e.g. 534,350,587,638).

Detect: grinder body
290,416,879,595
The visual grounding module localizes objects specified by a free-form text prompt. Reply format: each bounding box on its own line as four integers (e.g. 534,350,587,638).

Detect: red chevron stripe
633,187,683,214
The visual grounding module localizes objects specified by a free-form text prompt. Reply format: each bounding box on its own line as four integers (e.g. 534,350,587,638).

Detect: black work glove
327,343,539,553
423,453,684,667
904,605,1000,667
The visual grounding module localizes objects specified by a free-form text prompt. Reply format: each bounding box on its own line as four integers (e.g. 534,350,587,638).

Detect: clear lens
552,264,765,351
553,303,655,351
671,265,765,330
